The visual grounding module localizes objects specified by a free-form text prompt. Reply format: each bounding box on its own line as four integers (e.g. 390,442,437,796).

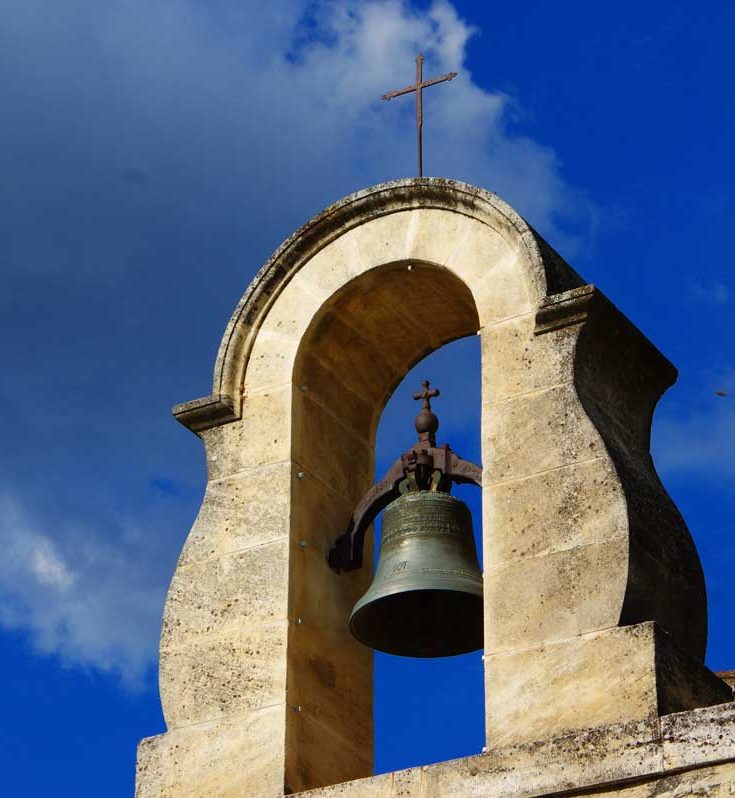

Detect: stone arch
142,178,713,798
173,178,580,430
285,261,480,790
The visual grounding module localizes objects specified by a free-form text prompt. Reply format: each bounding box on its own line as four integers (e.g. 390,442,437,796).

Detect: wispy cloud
654,370,735,482
2,0,593,282
689,281,729,305
0,494,173,688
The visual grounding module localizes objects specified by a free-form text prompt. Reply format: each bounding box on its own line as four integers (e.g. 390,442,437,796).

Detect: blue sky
1,0,734,794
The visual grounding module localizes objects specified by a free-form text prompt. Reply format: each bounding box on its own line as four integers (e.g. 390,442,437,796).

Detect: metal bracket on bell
327,380,482,573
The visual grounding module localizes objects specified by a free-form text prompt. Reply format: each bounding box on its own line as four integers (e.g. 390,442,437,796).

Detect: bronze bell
328,380,484,658
349,490,483,657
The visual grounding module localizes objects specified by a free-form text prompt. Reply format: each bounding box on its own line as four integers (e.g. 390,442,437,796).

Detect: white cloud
654,371,735,482
655,406,735,481
3,0,593,281
689,281,729,305
0,494,169,688
29,542,75,590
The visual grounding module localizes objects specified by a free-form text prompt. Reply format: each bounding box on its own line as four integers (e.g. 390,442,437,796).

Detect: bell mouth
349,587,484,658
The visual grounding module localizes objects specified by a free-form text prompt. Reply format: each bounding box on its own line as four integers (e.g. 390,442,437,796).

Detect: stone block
292,391,373,499
485,623,732,751
177,462,291,567
135,703,286,798
484,624,660,747
201,386,291,479
349,211,415,269
342,262,478,359
392,768,422,797
446,221,536,326
717,671,735,692
289,468,372,620
294,349,384,441
406,208,476,266
161,538,289,646
135,734,169,798
483,383,603,484
290,730,735,798
482,456,625,568
662,702,735,770
258,270,325,342
160,620,288,728
294,311,400,438
482,385,594,485
480,313,576,404
567,287,677,453
287,621,372,748
483,538,628,652
610,762,735,798
243,329,300,394
652,624,730,715
296,229,364,300
471,250,535,328
622,532,708,663
290,465,362,549
292,772,394,797
323,265,445,376
286,711,372,795
423,719,662,798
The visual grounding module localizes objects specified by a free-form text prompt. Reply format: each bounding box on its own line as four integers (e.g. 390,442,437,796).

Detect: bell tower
135,178,735,798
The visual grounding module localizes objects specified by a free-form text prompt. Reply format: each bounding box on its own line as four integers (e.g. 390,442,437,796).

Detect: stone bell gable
135,178,735,798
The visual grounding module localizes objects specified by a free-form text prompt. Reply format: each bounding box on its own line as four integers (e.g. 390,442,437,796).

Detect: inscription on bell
349,491,484,657
380,492,474,543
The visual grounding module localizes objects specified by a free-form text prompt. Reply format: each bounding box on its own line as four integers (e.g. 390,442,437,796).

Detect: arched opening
373,335,484,774
287,261,480,793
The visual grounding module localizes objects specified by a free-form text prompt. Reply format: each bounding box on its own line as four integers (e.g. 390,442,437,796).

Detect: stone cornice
171,393,237,434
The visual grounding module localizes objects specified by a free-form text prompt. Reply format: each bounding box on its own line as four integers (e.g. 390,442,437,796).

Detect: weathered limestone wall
136,179,734,797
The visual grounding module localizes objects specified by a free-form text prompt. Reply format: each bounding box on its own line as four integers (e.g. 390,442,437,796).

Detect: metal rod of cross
382,54,458,177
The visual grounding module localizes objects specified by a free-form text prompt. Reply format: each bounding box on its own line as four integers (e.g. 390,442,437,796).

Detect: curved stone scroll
135,178,724,798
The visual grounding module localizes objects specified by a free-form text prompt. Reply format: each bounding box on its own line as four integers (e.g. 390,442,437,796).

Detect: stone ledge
172,392,237,434
663,701,735,770
534,284,598,334
533,285,676,387
293,708,735,798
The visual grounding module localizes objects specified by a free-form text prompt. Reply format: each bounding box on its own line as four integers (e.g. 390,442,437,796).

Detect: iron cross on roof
382,54,458,177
